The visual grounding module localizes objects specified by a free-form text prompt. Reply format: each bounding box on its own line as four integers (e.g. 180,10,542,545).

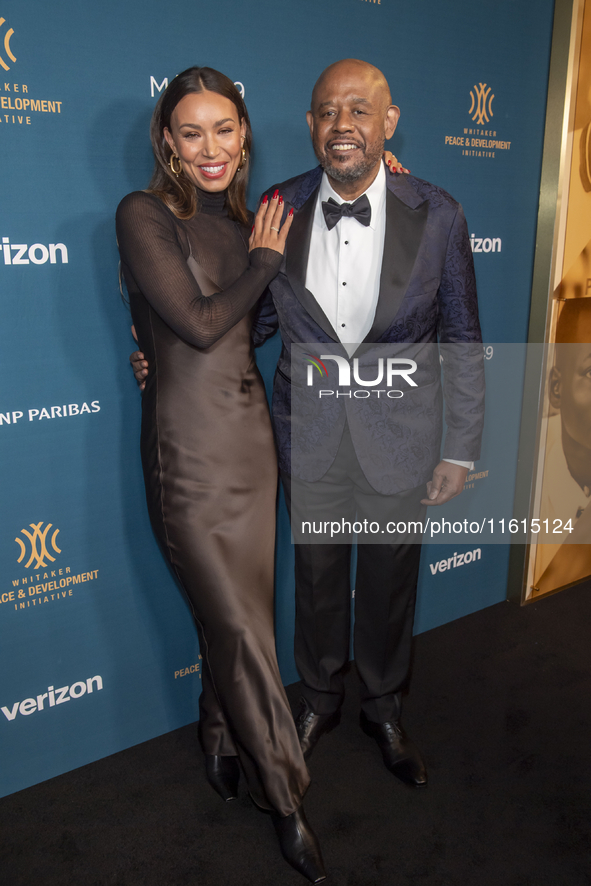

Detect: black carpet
2,581,590,886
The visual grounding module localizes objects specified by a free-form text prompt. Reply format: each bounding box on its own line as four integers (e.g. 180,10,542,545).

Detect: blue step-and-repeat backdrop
0,0,555,797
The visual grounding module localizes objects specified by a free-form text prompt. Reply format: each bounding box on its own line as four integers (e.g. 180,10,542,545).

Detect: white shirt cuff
443,459,474,470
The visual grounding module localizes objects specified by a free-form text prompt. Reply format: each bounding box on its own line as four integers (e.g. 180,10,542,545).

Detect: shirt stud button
342,281,347,286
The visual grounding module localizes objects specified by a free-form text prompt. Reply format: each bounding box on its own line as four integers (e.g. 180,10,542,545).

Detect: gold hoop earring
169,153,182,177
237,147,247,171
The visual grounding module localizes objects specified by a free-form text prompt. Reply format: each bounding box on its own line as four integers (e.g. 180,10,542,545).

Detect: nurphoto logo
306,354,418,399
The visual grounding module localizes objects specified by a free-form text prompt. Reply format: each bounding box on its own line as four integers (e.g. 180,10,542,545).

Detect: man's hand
130,351,148,390
421,461,468,506
130,326,148,391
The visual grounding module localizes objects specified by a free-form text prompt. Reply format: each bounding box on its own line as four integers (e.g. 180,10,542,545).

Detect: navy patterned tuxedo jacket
253,164,485,496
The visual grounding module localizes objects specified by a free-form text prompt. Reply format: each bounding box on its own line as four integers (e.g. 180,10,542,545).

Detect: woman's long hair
147,66,252,225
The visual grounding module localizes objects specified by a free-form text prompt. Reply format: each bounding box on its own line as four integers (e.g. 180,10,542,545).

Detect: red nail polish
273,189,279,199
251,225,255,234
278,195,284,205
262,194,268,205
288,207,294,217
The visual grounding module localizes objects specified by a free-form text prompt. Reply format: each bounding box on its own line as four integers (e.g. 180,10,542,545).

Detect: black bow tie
321,194,371,231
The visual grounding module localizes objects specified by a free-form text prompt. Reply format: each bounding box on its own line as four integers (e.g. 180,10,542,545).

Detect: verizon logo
2,237,68,265
429,548,482,575
2,675,103,721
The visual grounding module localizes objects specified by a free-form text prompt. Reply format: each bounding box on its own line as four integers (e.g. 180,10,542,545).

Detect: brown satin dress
116,187,309,816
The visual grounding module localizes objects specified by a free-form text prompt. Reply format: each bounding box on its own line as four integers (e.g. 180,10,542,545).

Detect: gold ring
270,226,280,232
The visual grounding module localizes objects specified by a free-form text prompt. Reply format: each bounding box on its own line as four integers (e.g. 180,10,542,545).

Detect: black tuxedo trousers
282,423,426,723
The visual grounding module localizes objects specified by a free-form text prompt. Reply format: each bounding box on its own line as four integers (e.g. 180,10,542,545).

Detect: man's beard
314,136,385,183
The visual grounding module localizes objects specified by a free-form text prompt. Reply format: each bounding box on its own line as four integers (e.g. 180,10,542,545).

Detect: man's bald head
307,58,400,198
311,59,393,112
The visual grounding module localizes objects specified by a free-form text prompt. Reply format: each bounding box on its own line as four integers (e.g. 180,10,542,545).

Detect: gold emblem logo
0,16,16,71
469,83,494,125
15,522,62,569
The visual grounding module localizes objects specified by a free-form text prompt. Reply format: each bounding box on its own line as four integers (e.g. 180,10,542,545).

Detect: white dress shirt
304,163,472,472
306,163,386,356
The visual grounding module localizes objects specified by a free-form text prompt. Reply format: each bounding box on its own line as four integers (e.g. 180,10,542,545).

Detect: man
253,59,483,788
132,59,484,788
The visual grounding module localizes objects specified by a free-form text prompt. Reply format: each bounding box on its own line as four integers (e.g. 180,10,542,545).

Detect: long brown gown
116,187,309,815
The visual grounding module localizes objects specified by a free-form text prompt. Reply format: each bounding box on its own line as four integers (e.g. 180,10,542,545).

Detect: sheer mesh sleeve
116,191,283,349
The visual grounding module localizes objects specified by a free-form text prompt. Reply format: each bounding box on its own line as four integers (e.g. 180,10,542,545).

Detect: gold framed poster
525,0,591,600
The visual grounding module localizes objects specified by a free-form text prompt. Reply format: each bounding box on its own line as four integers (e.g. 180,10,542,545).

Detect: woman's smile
198,162,229,179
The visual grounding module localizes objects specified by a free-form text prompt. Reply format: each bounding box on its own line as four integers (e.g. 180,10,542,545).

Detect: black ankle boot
204,754,240,801
271,805,326,883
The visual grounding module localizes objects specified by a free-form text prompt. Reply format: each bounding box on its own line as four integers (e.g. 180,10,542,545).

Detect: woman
116,66,324,883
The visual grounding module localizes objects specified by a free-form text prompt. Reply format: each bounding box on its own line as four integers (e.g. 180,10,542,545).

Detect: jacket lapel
285,185,339,342
365,178,429,343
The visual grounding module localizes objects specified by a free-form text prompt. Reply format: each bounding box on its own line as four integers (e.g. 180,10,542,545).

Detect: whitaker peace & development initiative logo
15,521,61,569
0,521,101,615
0,15,64,127
469,83,494,125
0,15,16,70
444,81,511,161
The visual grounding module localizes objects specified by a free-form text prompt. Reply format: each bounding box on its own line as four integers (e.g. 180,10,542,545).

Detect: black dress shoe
360,710,427,788
204,754,240,801
294,697,340,760
272,805,326,883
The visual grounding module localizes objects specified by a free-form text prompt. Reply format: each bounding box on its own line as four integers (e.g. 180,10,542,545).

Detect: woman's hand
249,190,294,255
384,151,410,174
